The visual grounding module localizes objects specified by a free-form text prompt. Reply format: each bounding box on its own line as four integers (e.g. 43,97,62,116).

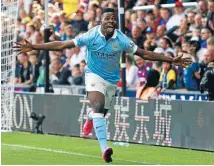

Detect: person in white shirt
158,37,175,56
69,46,86,67
166,1,185,30
126,54,138,87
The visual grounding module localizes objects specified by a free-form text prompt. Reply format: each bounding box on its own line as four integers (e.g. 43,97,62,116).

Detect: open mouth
107,25,114,31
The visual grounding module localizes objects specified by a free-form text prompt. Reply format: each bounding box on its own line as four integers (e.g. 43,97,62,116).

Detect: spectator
63,48,73,68
207,36,214,51
61,24,75,41
187,11,196,32
145,27,156,40
69,64,84,85
80,60,86,74
200,49,214,100
126,54,138,87
183,51,200,91
159,52,176,90
19,9,31,24
134,55,152,87
51,13,61,33
156,25,166,44
28,53,40,86
26,23,36,43
166,1,185,30
136,69,160,100
194,14,203,28
200,28,213,48
16,53,33,85
159,8,171,26
158,37,175,56
50,58,71,85
70,47,85,68
131,25,145,48
207,0,214,31
197,0,208,17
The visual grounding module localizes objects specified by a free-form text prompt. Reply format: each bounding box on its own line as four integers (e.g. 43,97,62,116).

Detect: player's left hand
172,53,192,68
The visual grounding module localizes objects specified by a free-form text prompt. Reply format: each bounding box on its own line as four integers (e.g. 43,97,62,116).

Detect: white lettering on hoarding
13,94,33,130
113,97,130,142
133,100,149,143
153,99,172,146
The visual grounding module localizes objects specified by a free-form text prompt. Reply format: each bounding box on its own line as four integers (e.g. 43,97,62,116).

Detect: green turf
1,132,214,165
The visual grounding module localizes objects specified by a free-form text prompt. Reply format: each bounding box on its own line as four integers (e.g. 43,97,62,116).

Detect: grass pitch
1,132,214,165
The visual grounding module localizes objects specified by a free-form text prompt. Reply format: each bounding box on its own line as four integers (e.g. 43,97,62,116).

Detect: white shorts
85,73,117,109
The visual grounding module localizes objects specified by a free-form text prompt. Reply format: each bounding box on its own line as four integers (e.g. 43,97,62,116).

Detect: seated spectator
36,60,45,87
159,8,171,26
207,37,214,51
156,25,166,45
145,27,156,40
196,0,208,17
158,37,175,56
207,0,214,31
187,11,196,32
16,53,33,85
136,69,160,100
80,60,86,74
70,47,85,67
131,25,145,49
63,48,73,68
159,52,176,90
134,55,152,87
69,64,84,85
126,54,138,87
28,54,40,86
50,58,71,85
200,28,213,48
194,14,203,29
200,49,214,100
183,51,200,91
61,24,75,41
166,1,185,30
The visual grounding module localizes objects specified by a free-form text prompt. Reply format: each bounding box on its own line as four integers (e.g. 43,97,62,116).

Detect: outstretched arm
134,48,192,68
135,48,173,62
13,39,75,54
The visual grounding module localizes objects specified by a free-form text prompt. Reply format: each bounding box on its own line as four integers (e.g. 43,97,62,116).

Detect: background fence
11,92,214,151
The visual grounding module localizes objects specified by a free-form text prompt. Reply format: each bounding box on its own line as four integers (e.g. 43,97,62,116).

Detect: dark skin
13,11,192,115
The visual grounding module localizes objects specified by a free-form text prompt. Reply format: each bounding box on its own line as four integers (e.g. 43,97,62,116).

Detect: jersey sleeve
72,29,94,47
122,35,138,53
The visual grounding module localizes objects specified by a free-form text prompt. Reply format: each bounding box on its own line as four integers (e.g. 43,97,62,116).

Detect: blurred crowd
14,0,214,95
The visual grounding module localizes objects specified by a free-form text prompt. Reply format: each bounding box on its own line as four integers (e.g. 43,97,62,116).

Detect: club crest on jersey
113,44,118,49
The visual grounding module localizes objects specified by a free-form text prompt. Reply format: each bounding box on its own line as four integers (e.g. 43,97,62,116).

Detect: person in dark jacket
200,50,214,101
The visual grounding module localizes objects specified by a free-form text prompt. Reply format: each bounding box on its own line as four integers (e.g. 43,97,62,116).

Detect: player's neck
101,27,113,41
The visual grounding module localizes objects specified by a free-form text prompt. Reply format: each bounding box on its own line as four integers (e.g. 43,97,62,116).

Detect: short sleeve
72,29,94,47
122,36,138,53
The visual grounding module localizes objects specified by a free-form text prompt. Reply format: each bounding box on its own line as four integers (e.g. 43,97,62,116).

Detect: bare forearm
32,40,75,51
32,41,65,51
135,48,173,63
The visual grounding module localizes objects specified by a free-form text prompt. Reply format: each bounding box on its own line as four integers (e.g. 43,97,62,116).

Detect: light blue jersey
73,25,138,85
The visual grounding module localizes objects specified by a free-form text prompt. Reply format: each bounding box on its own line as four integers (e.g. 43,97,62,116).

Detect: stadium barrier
13,84,208,101
132,2,197,11
11,92,214,151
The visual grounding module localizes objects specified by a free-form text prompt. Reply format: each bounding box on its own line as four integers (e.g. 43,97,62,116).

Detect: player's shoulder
115,29,131,41
88,25,100,34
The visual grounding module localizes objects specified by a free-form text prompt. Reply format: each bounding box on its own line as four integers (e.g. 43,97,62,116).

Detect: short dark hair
146,69,160,87
80,60,86,64
102,8,115,15
74,64,80,68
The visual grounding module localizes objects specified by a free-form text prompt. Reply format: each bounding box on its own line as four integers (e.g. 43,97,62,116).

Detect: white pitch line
2,143,158,165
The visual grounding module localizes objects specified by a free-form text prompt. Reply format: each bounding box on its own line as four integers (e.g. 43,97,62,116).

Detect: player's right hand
13,39,33,55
